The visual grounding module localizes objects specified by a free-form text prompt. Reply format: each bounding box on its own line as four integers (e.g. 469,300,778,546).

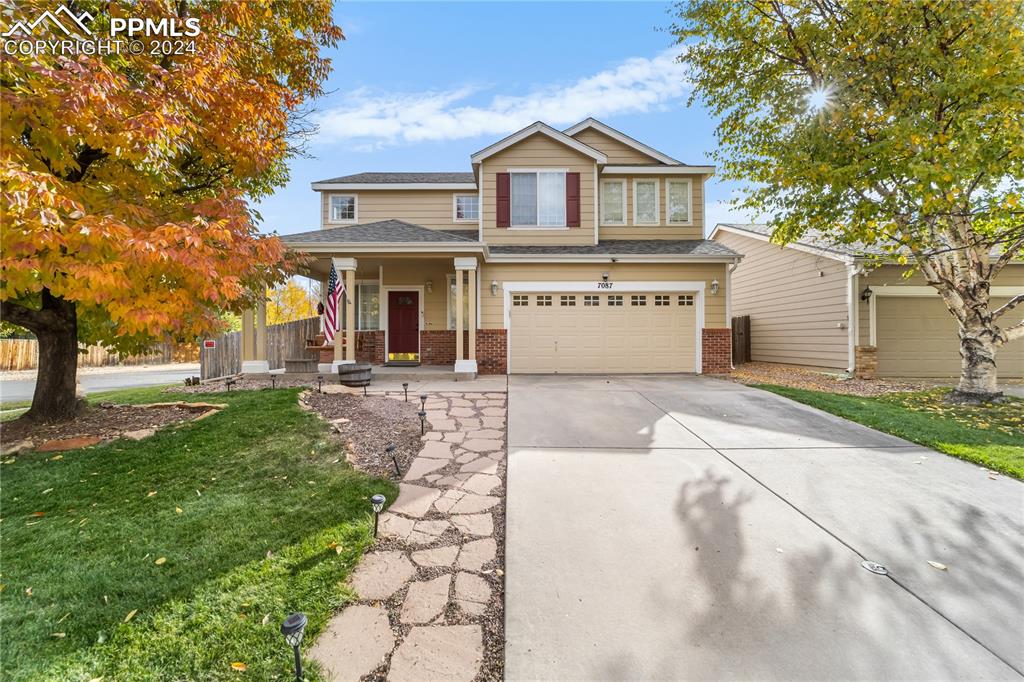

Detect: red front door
387,291,420,360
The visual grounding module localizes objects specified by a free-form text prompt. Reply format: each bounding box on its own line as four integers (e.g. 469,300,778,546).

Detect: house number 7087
597,282,613,289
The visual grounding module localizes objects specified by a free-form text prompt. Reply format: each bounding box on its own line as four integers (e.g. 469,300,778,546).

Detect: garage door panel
876,296,1023,378
510,290,698,374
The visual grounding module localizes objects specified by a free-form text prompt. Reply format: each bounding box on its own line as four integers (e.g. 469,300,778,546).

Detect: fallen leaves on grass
230,662,247,672
123,609,138,623
154,557,166,566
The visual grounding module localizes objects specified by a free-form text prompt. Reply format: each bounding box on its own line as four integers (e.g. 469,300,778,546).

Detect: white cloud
315,48,690,146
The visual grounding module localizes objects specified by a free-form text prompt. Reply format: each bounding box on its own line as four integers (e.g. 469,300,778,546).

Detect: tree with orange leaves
1,0,342,421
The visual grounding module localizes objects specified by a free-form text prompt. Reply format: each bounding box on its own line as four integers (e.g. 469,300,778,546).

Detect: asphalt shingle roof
718,223,886,257
282,220,480,244
489,240,739,256
315,172,476,184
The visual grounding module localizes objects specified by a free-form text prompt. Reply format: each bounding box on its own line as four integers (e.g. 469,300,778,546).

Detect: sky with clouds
256,1,763,236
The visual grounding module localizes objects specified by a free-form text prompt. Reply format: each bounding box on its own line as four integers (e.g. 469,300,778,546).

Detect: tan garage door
876,296,1024,378
509,292,697,373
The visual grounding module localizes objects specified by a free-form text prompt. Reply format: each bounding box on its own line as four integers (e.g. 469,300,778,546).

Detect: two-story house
240,119,742,376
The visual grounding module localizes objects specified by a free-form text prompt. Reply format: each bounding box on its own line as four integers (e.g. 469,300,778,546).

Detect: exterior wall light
280,612,308,681
860,286,873,302
371,494,386,536
425,280,433,294
710,279,719,296
601,272,609,281
491,280,498,296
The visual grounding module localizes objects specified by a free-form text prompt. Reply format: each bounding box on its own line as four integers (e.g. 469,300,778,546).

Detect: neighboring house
239,118,740,376
710,223,1024,378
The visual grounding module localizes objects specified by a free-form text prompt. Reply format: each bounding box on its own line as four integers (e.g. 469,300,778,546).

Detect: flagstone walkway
310,391,507,682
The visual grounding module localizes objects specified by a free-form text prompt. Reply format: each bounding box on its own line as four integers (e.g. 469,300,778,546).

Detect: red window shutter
566,172,581,227
496,173,510,228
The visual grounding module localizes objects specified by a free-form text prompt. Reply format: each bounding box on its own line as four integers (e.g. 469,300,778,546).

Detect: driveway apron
505,375,1023,681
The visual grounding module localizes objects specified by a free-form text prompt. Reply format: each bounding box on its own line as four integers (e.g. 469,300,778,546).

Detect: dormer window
329,195,356,222
511,171,566,227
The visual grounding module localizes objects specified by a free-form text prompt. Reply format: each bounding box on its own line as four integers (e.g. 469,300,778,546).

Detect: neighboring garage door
876,296,1024,378
509,292,697,373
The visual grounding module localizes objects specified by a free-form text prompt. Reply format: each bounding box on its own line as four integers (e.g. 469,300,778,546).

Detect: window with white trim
513,294,529,306
584,295,600,306
633,179,659,225
511,171,566,227
607,295,623,307
655,295,670,306
560,295,576,306
631,295,647,306
454,194,479,222
536,295,553,306
329,195,356,222
356,283,380,330
600,179,626,225
678,294,694,306
667,180,691,225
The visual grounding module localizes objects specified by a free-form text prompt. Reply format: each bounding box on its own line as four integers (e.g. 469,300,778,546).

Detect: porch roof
282,220,480,248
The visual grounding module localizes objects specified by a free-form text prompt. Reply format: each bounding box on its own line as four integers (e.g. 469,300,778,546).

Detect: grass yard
756,385,1024,479
0,385,397,681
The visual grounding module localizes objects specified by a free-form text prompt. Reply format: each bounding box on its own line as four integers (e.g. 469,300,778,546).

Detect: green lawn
0,385,397,681
755,385,1024,479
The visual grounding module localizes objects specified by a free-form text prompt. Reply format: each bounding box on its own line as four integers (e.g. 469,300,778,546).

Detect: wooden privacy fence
0,339,197,372
200,316,321,380
731,315,751,366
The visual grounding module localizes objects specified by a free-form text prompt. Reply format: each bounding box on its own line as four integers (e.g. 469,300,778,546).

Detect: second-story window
633,179,659,225
454,194,479,222
511,171,565,227
330,195,356,222
601,180,626,225
667,180,691,225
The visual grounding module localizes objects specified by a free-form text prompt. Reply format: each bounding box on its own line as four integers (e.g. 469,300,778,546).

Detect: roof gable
470,122,607,164
563,118,681,165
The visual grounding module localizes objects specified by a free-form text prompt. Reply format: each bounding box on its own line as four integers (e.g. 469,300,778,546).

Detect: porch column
329,257,357,372
454,257,478,374
241,297,270,374
241,309,255,363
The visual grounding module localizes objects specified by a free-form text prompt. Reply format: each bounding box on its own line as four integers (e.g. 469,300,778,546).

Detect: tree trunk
951,322,1002,404
4,291,82,422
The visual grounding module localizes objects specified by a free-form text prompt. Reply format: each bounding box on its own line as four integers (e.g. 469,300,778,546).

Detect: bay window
511,171,566,227
667,179,692,225
601,179,626,225
633,179,659,225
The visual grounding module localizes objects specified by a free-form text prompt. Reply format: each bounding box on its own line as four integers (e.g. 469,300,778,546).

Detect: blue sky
256,1,757,237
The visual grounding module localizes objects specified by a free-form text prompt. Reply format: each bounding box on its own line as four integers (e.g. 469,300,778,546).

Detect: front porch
240,250,505,378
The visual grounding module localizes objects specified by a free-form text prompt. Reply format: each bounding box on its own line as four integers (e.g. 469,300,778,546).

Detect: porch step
284,358,318,373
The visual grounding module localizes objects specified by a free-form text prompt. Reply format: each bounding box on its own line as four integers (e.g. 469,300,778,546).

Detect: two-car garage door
509,291,698,373
876,296,1024,378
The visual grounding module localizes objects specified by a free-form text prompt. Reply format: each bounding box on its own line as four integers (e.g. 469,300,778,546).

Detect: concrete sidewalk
505,375,1023,680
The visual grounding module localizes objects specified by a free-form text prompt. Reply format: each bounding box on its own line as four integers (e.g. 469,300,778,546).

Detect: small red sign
203,339,216,349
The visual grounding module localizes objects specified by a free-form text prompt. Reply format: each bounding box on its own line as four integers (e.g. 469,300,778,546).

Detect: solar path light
418,410,427,436
280,612,308,681
386,443,399,476
317,375,323,393
419,393,428,411
403,382,409,401
371,494,386,537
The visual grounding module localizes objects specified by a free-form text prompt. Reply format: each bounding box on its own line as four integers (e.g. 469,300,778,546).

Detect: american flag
323,263,344,343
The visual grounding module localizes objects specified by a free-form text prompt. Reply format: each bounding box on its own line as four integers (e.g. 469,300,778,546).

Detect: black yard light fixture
280,612,308,681
418,410,427,435
386,443,400,476
403,382,409,401
271,375,277,390
419,393,428,411
363,384,368,397
371,493,386,537
317,375,323,393
225,377,236,392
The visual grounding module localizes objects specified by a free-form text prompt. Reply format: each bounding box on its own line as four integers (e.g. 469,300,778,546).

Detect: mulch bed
170,375,315,394
300,391,423,480
2,402,208,451
731,362,936,396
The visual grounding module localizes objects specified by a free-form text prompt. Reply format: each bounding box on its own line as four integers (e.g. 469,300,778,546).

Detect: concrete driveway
505,375,1023,681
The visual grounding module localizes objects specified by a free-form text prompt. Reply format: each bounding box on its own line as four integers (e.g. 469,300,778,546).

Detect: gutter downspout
846,263,864,374
727,260,740,369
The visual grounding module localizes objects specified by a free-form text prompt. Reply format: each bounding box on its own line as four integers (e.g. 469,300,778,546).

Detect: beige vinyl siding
479,262,728,329
481,133,595,246
321,190,474,231
598,175,705,241
715,231,850,369
570,128,661,164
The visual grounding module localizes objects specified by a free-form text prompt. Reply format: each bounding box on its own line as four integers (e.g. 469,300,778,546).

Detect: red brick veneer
701,328,732,374
418,329,507,374
355,330,385,365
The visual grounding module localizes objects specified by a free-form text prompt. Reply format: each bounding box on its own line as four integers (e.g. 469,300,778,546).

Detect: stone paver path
311,391,506,681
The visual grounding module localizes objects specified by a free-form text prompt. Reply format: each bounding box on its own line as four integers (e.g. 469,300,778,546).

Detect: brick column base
419,329,508,374
702,328,732,374
476,329,507,374
355,331,385,365
855,345,877,379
